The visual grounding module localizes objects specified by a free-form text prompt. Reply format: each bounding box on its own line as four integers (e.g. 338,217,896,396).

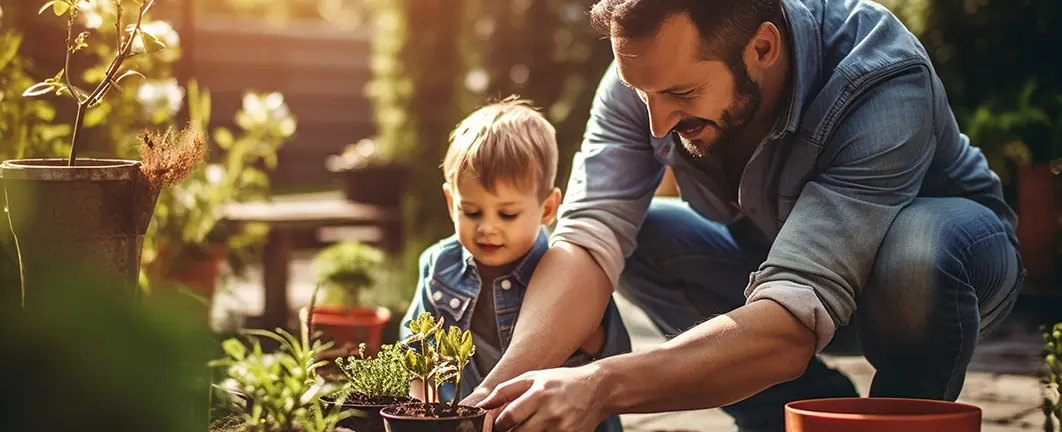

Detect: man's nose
645,96,680,139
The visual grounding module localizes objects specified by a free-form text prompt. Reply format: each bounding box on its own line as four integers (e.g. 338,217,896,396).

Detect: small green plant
312,241,386,308
335,342,411,400
399,312,476,414
210,328,350,432
25,0,170,166
1041,323,1062,431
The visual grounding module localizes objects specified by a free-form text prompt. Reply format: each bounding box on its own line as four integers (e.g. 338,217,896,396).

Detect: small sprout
398,312,479,415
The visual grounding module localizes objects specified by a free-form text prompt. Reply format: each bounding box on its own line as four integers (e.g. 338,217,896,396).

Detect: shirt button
501,279,512,290
449,298,461,309
433,291,443,302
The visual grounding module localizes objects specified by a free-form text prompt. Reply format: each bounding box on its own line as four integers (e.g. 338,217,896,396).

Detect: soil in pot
380,402,487,432
327,393,416,432
784,397,981,432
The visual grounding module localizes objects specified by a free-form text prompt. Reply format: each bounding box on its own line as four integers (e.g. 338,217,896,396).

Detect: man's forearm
598,300,817,414
478,241,613,390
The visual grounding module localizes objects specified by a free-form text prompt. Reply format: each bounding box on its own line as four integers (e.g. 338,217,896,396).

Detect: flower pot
0,159,160,305
380,403,488,432
1016,163,1062,289
784,397,982,431
164,243,227,300
335,164,410,208
325,394,417,432
300,305,392,356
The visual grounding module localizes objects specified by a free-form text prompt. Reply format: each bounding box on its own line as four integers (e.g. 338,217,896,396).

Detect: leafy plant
399,312,476,415
1042,323,1062,431
210,327,351,432
335,342,410,399
24,0,170,165
141,81,294,294
312,241,386,308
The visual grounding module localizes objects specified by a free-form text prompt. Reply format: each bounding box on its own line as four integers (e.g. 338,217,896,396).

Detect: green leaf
23,82,58,97
138,30,167,54
39,1,62,15
0,34,21,71
221,338,247,361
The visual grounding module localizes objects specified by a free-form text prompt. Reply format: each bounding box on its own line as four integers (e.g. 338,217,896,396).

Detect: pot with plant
1,0,203,305
300,241,393,356
326,138,410,208
380,312,487,432
328,343,417,432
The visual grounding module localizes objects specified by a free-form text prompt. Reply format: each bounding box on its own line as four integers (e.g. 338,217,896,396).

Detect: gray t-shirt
469,278,502,374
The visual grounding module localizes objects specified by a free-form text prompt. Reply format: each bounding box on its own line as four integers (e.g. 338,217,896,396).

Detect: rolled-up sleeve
551,61,665,286
745,65,936,353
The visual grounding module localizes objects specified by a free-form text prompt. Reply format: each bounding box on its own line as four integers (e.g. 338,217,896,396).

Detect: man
465,0,1026,430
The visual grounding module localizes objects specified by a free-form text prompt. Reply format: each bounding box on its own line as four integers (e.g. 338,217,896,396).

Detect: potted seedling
380,312,487,432
300,241,392,357
329,343,416,432
2,0,203,306
209,327,353,432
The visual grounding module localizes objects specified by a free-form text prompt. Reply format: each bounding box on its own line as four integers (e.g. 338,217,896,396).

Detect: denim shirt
551,0,1018,353
401,228,632,430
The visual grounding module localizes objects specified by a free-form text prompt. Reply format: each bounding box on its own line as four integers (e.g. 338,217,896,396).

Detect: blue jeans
616,197,1024,431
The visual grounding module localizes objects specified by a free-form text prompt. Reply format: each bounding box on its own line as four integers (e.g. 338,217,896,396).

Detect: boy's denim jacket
400,228,631,429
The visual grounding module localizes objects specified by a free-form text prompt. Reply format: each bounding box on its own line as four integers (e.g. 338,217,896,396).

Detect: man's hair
443,96,558,200
589,0,783,62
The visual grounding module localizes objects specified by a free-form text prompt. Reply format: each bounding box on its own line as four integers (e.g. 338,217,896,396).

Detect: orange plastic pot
785,397,981,432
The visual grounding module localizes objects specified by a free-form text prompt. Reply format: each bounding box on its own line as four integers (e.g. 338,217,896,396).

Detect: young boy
400,97,631,431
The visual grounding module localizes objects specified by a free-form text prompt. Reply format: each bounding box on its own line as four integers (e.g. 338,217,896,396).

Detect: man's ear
443,183,456,222
744,21,784,80
541,187,562,226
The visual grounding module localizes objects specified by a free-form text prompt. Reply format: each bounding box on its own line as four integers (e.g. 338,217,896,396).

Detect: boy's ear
442,183,455,221
541,187,562,226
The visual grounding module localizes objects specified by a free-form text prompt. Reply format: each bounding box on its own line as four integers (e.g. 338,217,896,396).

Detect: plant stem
68,0,156,165
67,104,86,166
450,371,461,413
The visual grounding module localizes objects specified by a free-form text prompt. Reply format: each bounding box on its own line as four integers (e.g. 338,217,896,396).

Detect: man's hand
477,365,608,432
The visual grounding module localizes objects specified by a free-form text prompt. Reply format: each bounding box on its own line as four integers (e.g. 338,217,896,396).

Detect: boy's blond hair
443,97,558,199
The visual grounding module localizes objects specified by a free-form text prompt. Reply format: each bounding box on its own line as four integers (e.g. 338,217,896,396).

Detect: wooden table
221,191,402,331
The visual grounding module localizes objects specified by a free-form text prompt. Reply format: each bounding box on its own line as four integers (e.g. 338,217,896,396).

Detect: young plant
1041,323,1062,431
438,325,476,412
312,241,385,308
398,312,477,416
210,327,351,431
335,342,411,401
401,312,449,404
25,0,169,166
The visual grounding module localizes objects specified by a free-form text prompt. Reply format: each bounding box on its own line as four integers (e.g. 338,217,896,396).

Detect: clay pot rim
785,397,981,422
378,402,487,421
300,305,392,326
1,158,141,181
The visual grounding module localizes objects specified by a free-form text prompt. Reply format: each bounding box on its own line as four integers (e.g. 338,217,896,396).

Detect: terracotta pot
380,403,487,432
299,305,392,356
164,244,227,300
1016,164,1062,288
0,159,159,305
785,397,981,431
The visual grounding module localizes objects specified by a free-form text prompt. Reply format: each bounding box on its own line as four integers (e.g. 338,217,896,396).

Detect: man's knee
860,198,1013,344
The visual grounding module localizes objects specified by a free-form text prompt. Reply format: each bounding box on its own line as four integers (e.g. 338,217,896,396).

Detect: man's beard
678,61,762,158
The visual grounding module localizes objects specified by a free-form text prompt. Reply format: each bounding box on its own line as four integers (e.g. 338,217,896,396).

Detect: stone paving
214,253,1059,431
613,295,1053,431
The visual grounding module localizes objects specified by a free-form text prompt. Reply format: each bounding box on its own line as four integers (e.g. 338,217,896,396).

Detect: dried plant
138,124,206,192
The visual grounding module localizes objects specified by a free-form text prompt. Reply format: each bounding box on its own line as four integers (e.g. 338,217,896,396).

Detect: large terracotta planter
0,159,159,306
1016,164,1062,289
785,397,981,431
